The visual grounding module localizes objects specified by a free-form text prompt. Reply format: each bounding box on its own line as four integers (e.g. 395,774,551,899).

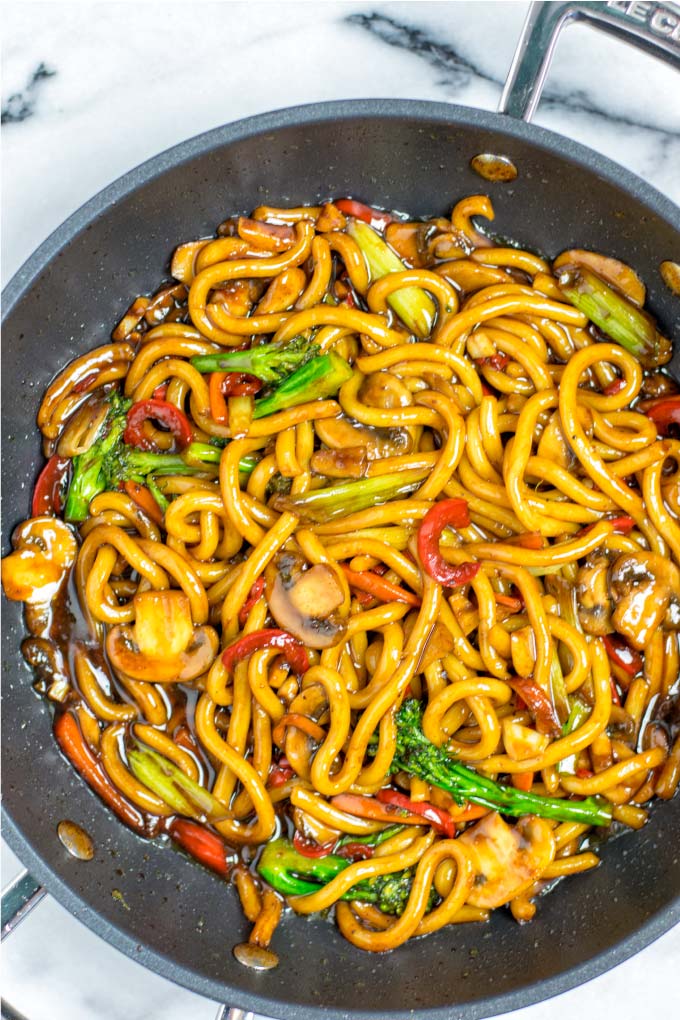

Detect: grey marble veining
2,3,679,1019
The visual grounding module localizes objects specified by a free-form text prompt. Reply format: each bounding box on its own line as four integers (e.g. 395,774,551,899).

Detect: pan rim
2,96,679,1020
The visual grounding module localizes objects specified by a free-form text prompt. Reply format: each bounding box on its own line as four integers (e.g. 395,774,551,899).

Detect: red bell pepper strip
376,789,456,838
53,712,147,833
292,830,337,858
339,564,421,607
417,499,479,588
32,455,70,516
507,677,561,738
576,768,594,779
604,377,626,397
238,576,266,626
152,384,168,400
602,634,643,678
169,818,233,877
580,515,634,536
123,398,193,451
639,395,680,435
330,793,426,827
123,480,164,525
222,629,310,676
335,198,393,231
268,757,295,788
335,842,375,860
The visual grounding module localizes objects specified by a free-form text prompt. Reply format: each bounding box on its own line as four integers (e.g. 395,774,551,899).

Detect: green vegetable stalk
346,218,436,337
252,352,353,418
63,394,257,522
389,700,612,826
270,468,429,523
127,743,227,821
258,830,435,915
558,266,671,368
191,335,319,383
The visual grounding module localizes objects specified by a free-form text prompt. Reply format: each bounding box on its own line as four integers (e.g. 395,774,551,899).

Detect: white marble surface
2,1,679,1018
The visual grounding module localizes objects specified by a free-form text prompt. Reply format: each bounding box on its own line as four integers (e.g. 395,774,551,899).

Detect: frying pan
2,3,680,1018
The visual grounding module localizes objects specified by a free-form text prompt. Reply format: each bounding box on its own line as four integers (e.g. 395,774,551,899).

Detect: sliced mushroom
609,552,680,650
309,445,368,479
106,590,218,682
266,553,347,649
576,554,614,636
315,416,413,459
459,812,555,909
501,717,549,762
359,371,412,410
292,806,340,846
1,517,77,604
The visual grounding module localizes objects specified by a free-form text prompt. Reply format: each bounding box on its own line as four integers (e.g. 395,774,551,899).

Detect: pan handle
499,0,680,121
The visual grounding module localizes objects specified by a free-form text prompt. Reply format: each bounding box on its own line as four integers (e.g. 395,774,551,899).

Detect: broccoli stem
252,352,353,419
190,335,319,384
270,468,429,523
64,392,131,522
558,267,671,368
257,836,422,914
392,700,612,827
346,219,436,337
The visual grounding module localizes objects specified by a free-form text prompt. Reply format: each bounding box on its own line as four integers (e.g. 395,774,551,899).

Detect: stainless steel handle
500,0,680,121
1,869,46,942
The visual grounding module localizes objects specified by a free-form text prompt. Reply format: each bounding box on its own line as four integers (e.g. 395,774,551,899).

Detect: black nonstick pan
2,4,680,1018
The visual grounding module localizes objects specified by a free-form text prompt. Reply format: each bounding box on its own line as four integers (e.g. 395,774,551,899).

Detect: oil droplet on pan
233,942,279,970
470,153,518,182
57,820,94,861
660,261,680,296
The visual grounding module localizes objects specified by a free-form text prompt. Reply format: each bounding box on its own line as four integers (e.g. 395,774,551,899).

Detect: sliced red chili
638,395,680,436
169,818,233,876
222,629,310,676
417,499,479,588
221,372,262,396
603,634,643,678
335,842,375,860
292,830,337,858
32,455,70,516
604,377,626,396
238,576,266,626
123,398,193,451
507,677,561,738
267,757,294,788
335,198,393,231
475,354,510,371
376,789,456,838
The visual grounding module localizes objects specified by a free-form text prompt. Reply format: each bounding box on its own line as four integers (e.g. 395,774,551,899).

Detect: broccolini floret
63,395,256,522
190,335,319,384
389,700,613,827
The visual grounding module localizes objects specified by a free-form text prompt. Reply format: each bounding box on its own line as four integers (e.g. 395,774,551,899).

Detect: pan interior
2,104,679,1019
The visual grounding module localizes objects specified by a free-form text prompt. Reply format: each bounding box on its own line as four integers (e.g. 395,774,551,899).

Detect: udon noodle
3,194,679,961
